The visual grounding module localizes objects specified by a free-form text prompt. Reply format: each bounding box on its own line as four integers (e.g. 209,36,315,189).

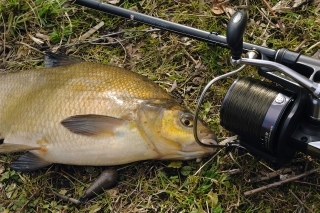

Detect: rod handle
227,11,247,60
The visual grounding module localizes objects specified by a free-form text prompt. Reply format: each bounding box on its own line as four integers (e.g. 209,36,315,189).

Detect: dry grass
1,0,320,212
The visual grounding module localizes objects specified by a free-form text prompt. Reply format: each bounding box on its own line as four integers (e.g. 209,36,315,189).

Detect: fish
0,53,217,172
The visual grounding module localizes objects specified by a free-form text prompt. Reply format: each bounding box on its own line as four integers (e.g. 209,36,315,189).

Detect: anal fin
0,143,41,153
10,152,52,172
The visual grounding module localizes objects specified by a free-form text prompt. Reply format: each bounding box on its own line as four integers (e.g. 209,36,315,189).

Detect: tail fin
44,52,81,68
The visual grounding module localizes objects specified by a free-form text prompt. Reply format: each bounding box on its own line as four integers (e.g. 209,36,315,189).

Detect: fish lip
182,134,217,154
199,133,218,146
200,137,217,146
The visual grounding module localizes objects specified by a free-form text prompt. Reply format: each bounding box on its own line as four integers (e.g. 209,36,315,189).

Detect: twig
35,33,50,41
194,149,223,176
306,41,320,53
78,21,105,41
217,0,230,6
303,156,311,181
248,166,303,183
294,40,307,52
18,42,44,54
294,180,320,188
286,15,300,39
259,15,272,39
228,152,242,169
289,189,314,213
206,201,210,213
219,168,242,175
52,190,81,205
26,1,41,27
60,29,161,48
184,49,198,65
19,190,39,212
244,168,320,196
259,161,275,172
261,0,286,34
256,7,278,29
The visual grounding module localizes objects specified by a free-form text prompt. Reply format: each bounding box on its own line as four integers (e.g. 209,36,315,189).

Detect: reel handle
227,11,247,60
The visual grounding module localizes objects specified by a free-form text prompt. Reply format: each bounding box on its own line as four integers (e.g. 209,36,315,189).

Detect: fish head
137,99,217,160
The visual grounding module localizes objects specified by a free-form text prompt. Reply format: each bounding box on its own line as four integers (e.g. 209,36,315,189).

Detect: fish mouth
157,136,217,161
182,134,217,155
178,133,217,160
199,133,218,146
182,142,216,153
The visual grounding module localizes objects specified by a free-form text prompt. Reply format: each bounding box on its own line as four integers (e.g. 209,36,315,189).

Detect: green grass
1,0,320,212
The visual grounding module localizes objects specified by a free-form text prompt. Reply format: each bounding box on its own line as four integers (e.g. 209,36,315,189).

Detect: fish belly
32,127,160,166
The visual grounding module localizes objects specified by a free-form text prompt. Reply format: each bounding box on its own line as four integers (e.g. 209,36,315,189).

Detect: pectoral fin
0,143,41,153
61,114,127,136
10,152,52,172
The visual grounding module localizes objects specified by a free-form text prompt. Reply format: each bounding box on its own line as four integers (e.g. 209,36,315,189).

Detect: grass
1,0,320,212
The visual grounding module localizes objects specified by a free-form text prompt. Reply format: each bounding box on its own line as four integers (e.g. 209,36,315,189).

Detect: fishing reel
194,11,320,164
73,0,320,164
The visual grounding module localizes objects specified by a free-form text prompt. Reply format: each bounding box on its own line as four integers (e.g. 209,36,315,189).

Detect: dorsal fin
44,52,82,68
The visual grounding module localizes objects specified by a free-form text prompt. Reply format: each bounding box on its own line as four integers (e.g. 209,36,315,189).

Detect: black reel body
220,77,309,164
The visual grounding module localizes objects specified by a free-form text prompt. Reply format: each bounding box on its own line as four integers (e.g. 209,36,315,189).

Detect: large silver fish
0,54,217,171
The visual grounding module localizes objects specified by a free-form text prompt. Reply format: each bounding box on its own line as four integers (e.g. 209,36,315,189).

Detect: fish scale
0,57,217,170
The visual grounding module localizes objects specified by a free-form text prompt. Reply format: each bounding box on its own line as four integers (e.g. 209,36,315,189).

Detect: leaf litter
0,0,320,212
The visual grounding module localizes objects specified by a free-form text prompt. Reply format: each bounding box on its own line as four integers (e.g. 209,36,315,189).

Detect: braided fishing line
220,77,279,145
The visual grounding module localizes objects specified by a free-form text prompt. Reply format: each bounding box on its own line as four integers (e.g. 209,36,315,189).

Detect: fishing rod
73,0,320,74
73,0,320,164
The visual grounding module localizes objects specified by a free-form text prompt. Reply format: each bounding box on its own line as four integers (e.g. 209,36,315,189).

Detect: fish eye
180,113,194,127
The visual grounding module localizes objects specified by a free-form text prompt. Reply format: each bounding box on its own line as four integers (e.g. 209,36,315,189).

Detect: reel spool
220,77,299,162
